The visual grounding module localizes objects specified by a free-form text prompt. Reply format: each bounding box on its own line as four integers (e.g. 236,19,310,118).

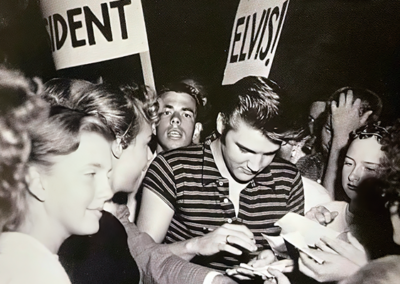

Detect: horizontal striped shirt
143,137,304,271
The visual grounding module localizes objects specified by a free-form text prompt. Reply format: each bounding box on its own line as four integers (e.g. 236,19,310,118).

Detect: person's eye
365,167,377,172
162,110,172,116
86,172,96,177
344,161,352,166
183,112,193,118
239,147,248,153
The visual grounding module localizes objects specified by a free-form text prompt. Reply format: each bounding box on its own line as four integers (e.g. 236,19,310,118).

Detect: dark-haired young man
155,79,208,152
137,76,304,272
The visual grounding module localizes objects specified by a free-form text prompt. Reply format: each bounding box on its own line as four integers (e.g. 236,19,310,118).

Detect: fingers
267,268,291,284
225,268,253,281
222,223,255,239
203,224,257,256
298,252,319,279
222,235,257,255
257,249,277,262
216,241,240,255
360,110,373,125
305,206,338,225
347,232,365,252
319,234,368,266
249,250,276,267
315,238,338,255
338,92,346,107
319,236,354,256
279,259,294,273
218,224,257,253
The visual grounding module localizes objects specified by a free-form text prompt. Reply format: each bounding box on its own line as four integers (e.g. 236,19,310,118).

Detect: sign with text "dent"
222,0,289,85
40,0,149,70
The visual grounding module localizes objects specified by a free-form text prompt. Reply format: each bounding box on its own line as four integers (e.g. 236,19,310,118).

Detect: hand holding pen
187,223,258,257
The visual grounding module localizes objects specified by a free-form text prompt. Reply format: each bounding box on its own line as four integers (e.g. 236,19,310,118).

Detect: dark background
1,0,400,123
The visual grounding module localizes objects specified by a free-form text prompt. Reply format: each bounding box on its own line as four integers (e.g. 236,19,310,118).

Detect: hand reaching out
305,206,339,226
298,233,367,282
316,234,368,266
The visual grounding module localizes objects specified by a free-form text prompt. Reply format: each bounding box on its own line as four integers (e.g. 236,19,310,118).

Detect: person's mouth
87,207,103,218
347,183,357,191
242,168,257,176
167,129,183,139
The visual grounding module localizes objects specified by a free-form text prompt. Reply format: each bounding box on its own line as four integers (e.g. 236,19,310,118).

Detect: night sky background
1,0,400,125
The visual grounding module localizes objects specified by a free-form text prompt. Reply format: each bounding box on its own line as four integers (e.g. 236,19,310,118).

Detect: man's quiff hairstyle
218,76,300,143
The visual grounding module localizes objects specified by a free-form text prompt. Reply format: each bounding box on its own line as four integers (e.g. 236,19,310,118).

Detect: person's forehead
347,137,383,162
227,119,281,153
310,101,326,118
159,91,197,110
52,132,111,169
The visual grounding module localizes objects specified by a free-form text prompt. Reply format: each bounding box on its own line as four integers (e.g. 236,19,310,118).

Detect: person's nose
170,112,181,126
146,146,153,161
247,154,263,173
100,174,114,202
145,146,155,169
348,166,361,182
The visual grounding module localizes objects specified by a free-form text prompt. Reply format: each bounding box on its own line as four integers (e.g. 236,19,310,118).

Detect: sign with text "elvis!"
222,0,289,85
40,0,149,70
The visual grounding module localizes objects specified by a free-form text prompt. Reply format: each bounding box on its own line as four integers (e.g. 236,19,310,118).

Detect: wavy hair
218,76,301,144
380,119,400,208
43,79,159,149
0,67,48,232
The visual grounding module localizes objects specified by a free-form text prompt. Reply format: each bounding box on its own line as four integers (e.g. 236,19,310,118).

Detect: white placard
222,0,289,85
40,0,149,70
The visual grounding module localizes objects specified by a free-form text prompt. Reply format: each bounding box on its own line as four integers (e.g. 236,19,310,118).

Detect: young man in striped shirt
137,76,304,274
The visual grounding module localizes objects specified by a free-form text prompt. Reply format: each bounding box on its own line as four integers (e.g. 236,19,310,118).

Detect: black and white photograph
0,1,400,283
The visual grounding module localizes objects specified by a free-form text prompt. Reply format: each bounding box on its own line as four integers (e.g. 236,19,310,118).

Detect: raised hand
331,90,372,148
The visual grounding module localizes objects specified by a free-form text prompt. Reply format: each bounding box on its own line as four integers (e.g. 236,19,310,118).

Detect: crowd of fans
0,65,399,284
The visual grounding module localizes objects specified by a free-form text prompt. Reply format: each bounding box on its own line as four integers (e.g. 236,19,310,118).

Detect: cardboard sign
40,0,149,70
222,0,289,85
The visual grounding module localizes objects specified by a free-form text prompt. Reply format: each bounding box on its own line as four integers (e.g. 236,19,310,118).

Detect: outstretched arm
119,207,237,284
137,188,258,261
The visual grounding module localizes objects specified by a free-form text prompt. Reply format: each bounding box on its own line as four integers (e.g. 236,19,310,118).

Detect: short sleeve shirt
143,138,304,271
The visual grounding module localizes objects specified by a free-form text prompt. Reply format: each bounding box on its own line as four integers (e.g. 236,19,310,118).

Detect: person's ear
201,97,207,107
216,113,226,135
25,166,46,202
111,139,123,159
192,122,203,144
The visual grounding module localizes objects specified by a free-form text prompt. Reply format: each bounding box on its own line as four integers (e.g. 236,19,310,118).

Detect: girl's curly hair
0,67,49,232
380,119,400,205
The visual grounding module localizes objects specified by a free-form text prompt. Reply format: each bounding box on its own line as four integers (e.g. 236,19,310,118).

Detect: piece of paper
279,231,325,264
275,212,341,246
261,234,289,259
262,212,342,263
